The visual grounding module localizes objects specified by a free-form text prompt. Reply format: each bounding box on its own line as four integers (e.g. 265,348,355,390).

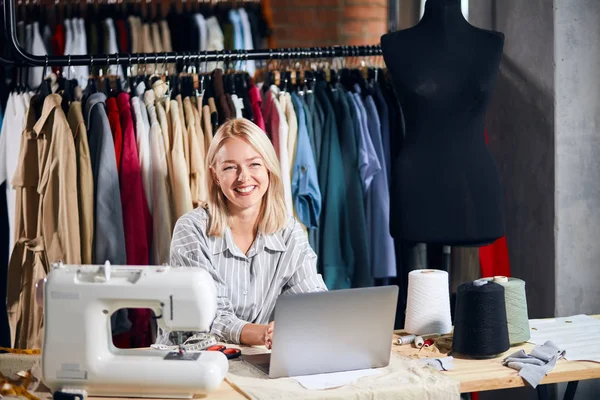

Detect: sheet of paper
528,314,600,363
293,368,382,390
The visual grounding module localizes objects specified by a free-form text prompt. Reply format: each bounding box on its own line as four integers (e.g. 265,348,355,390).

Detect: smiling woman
163,119,328,348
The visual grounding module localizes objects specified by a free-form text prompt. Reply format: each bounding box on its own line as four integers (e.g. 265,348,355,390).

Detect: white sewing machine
41,263,229,398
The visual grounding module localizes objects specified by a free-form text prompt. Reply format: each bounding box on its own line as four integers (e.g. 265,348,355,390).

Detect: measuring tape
150,333,218,352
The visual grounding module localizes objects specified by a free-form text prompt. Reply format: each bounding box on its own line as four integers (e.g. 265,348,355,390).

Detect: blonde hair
205,118,287,237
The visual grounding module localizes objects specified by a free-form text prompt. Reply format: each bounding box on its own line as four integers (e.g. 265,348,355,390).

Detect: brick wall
270,0,388,48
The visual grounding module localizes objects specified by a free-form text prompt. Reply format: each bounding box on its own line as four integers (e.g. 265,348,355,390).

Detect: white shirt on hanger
0,92,32,254
206,17,224,71
194,14,208,52
237,8,256,77
231,94,244,119
74,19,89,89
26,22,47,90
104,18,125,81
64,19,73,59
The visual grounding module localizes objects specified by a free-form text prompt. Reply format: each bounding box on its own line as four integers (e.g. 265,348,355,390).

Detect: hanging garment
314,81,354,289
479,130,512,279
237,8,256,77
205,16,224,71
348,91,381,196
117,92,152,266
27,22,47,90
212,70,232,124
290,92,321,229
373,82,392,186
117,92,152,347
305,91,324,167
32,94,82,265
329,88,371,288
9,94,81,349
248,83,265,131
131,96,153,216
73,19,89,90
84,92,127,266
145,91,173,265
194,14,207,52
362,92,396,279
106,97,123,171
50,23,65,57
261,87,281,159
184,96,207,208
229,9,244,52
67,101,94,265
281,92,298,174
176,95,191,177
7,101,42,349
154,95,176,234
169,99,194,221
104,19,126,81
0,93,31,256
269,87,293,216
302,91,322,255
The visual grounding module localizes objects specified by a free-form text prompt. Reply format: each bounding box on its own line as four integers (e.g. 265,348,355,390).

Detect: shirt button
243,290,248,295
300,166,307,173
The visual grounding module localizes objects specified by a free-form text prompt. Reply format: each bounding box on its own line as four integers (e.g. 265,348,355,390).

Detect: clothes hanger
37,56,52,104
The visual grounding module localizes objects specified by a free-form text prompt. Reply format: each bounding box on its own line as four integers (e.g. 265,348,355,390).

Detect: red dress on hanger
479,130,511,279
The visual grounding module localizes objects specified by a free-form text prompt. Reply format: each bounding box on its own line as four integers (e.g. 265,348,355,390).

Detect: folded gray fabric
419,356,455,371
502,341,565,388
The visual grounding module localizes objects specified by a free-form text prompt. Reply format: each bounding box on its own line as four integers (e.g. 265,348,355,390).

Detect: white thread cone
404,269,452,335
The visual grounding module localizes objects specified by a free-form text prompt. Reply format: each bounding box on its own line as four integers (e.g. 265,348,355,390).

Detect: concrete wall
554,2,600,397
470,0,600,398
470,0,556,322
555,0,600,319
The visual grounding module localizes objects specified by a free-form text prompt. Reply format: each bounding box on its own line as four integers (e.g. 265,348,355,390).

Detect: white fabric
104,18,125,81
63,19,73,61
194,14,208,52
231,94,244,119
237,8,256,76
227,351,460,400
269,86,293,216
73,19,89,89
131,96,153,215
0,93,31,254
27,22,47,90
205,17,224,71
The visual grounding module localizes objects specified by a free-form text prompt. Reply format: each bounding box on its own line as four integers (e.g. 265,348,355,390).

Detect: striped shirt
163,207,328,344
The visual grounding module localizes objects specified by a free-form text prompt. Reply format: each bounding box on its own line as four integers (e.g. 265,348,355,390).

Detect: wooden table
5,316,600,399
392,315,600,399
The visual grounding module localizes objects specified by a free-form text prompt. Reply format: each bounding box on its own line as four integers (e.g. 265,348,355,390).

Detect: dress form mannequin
381,0,505,246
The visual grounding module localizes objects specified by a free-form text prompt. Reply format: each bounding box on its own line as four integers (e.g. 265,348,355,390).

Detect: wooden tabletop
6,316,600,398
392,334,600,393
392,315,600,393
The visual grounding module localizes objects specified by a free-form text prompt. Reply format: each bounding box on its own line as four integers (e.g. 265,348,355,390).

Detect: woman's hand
240,322,275,348
265,321,275,349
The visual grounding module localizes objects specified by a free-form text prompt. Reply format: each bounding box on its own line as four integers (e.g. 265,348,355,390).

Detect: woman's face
212,137,270,215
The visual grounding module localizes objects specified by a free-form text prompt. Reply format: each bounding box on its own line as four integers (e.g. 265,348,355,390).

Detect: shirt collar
212,228,287,258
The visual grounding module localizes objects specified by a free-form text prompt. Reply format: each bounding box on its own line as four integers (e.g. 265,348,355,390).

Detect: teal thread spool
485,276,530,344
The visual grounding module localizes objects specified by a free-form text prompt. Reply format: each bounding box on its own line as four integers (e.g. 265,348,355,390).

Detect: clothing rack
3,0,382,67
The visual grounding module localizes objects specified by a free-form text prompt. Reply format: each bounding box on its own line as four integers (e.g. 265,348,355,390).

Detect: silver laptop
243,285,398,378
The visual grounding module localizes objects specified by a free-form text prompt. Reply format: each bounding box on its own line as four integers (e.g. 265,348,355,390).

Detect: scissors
206,345,242,360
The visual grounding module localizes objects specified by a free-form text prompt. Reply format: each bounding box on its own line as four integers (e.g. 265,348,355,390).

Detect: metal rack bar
3,0,382,67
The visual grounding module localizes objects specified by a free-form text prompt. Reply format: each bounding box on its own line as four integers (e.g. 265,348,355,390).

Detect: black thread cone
453,280,510,358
